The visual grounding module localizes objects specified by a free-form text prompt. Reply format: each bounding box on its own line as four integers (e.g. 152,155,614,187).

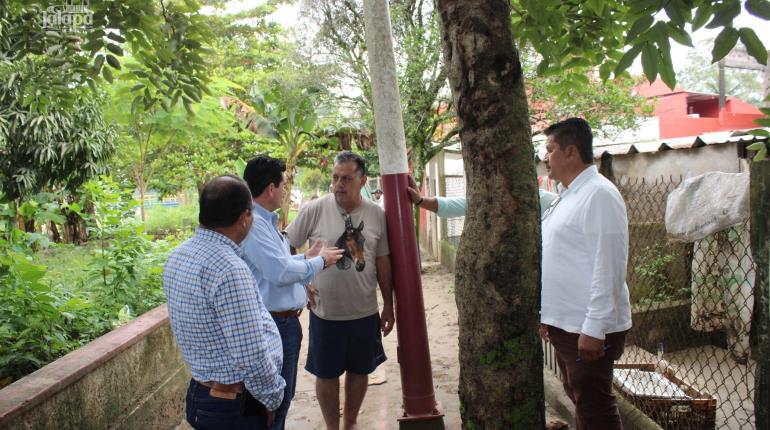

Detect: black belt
270,309,302,318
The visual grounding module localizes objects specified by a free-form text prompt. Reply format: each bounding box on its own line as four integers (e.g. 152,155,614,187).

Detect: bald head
199,175,253,229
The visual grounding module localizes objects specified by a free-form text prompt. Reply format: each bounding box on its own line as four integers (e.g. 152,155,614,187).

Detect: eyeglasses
541,195,561,221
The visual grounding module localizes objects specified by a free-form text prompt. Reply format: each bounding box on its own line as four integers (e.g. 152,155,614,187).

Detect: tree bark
750,159,770,430
138,177,146,223
49,220,61,243
437,1,545,428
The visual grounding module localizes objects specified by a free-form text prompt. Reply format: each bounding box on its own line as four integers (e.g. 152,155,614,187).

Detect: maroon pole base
381,173,445,428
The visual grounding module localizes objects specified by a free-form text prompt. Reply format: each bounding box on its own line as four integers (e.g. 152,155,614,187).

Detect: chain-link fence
543,175,758,430
616,175,756,430
437,172,760,428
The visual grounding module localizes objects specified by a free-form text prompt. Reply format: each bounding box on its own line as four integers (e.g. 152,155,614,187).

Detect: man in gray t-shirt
286,151,393,430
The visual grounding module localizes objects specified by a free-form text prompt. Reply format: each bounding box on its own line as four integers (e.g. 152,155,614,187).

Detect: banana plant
221,77,328,228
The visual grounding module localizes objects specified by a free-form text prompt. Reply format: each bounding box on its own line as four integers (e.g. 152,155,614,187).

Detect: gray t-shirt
286,194,390,320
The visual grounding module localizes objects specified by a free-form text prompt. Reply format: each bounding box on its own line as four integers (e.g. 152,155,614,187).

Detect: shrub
0,177,178,387
634,244,690,304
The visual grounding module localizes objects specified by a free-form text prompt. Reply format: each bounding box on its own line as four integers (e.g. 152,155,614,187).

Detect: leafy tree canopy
512,0,769,90
0,59,114,200
1,0,214,113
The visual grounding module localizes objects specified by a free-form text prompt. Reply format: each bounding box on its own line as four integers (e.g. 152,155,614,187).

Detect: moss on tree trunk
437,1,544,428
750,159,770,430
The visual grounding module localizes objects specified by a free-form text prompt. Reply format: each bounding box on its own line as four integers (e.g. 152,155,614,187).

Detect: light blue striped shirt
435,189,558,218
163,228,285,410
241,202,324,312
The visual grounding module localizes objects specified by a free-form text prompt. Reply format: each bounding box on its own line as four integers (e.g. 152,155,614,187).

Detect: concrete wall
609,144,747,180
630,300,726,354
439,239,457,273
0,305,188,430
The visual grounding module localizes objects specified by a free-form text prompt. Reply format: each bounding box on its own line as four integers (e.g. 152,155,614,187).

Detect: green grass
143,203,198,236
30,242,94,291
143,203,297,235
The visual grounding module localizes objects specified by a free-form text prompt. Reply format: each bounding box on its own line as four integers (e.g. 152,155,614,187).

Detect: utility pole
361,1,445,429
719,48,769,108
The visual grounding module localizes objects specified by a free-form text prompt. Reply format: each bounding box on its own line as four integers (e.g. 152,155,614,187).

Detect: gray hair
334,151,366,177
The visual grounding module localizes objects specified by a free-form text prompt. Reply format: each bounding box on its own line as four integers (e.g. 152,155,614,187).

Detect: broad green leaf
752,144,767,161
614,44,643,75
183,99,195,116
626,16,654,43
665,23,693,47
746,0,770,19
749,129,770,137
641,42,659,81
738,27,768,65
599,61,613,81
664,0,685,25
105,43,123,56
650,22,670,52
82,38,103,54
36,212,66,224
692,2,713,30
706,0,741,29
106,54,121,70
93,54,105,72
106,32,125,43
659,49,676,89
131,95,142,115
711,27,740,62
102,66,114,83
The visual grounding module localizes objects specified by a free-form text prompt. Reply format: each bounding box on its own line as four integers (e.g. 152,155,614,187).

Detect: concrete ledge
543,369,575,428
617,393,663,430
0,304,188,430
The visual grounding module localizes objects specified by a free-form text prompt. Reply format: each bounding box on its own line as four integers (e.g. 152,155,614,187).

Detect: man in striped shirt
164,175,285,430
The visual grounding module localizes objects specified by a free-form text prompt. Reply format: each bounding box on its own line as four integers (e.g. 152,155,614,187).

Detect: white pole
362,0,409,175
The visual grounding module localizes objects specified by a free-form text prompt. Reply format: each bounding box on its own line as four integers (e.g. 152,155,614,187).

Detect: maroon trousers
547,326,628,430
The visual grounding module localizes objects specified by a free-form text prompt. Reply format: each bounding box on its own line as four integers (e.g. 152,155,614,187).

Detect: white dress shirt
541,165,632,339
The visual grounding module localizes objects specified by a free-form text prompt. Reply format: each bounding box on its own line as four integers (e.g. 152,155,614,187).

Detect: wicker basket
613,363,717,430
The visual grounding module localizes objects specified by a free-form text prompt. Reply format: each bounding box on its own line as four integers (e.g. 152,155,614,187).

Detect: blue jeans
185,379,268,430
270,315,302,430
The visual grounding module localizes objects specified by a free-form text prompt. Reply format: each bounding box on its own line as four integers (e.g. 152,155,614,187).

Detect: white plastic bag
665,172,749,242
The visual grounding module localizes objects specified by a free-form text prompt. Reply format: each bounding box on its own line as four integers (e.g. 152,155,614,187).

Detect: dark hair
243,156,286,197
544,117,594,164
199,175,253,228
334,151,366,177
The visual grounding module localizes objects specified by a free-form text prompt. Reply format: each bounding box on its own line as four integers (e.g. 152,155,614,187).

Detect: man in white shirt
539,118,632,430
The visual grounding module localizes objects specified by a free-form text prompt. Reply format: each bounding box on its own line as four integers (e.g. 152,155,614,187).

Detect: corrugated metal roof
580,128,769,160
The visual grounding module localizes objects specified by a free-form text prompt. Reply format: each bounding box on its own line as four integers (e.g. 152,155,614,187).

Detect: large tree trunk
750,159,770,430
437,1,545,429
49,220,61,243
